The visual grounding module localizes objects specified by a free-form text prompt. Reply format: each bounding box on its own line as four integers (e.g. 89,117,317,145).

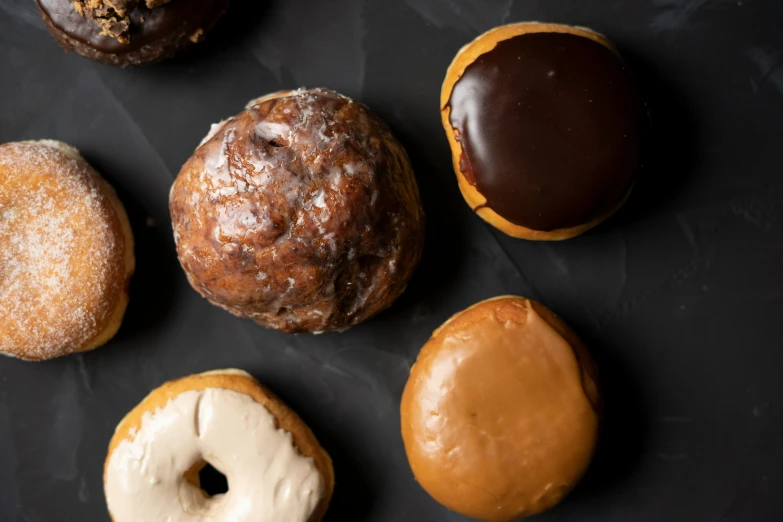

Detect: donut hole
199,463,229,496
184,460,228,497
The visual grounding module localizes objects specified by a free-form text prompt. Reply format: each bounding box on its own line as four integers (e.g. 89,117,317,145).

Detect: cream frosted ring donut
104,369,334,522
0,140,135,360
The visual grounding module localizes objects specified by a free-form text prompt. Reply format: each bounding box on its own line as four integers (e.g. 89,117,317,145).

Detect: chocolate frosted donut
170,88,425,333
442,23,643,240
35,0,229,66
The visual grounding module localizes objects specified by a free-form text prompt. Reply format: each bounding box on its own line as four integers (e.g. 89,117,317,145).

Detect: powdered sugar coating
170,88,425,333
0,141,134,360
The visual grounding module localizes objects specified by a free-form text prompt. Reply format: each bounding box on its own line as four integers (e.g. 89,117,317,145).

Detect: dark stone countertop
1,0,782,520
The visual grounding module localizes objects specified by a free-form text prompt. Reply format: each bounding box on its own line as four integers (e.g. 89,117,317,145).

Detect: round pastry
104,369,334,522
441,23,643,240
401,296,601,520
35,0,229,66
0,140,134,361
170,88,425,333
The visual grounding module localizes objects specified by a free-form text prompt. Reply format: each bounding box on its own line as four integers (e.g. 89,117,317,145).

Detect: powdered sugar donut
104,369,334,522
170,88,425,333
0,140,135,360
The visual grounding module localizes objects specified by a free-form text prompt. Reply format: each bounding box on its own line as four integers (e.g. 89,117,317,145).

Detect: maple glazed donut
401,296,601,520
0,140,134,361
442,23,643,240
104,369,334,522
170,88,425,333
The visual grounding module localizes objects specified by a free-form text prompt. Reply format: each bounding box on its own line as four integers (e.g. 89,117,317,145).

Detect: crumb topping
72,0,173,43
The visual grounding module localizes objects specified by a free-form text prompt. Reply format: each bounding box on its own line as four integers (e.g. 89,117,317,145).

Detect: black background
1,0,783,520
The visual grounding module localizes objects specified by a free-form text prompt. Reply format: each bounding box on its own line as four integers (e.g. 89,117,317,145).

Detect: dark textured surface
0,0,782,520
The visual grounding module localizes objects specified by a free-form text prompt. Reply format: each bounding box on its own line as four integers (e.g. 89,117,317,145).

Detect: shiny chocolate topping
36,0,225,53
448,31,642,231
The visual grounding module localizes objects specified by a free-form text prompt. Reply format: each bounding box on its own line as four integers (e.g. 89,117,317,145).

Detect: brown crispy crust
104,369,335,522
170,88,425,333
441,23,633,240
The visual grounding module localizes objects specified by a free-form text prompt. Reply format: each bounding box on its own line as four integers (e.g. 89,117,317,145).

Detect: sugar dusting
0,141,125,360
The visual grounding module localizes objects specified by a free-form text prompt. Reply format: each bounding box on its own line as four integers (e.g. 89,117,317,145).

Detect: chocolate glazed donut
170,89,425,334
36,0,229,66
442,23,644,240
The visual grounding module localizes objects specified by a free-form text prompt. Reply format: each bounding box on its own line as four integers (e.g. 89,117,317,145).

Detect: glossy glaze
170,89,425,333
401,297,599,520
448,32,641,231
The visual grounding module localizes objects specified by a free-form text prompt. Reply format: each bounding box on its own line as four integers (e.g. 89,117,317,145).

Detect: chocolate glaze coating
36,0,228,66
170,89,425,333
448,32,642,231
